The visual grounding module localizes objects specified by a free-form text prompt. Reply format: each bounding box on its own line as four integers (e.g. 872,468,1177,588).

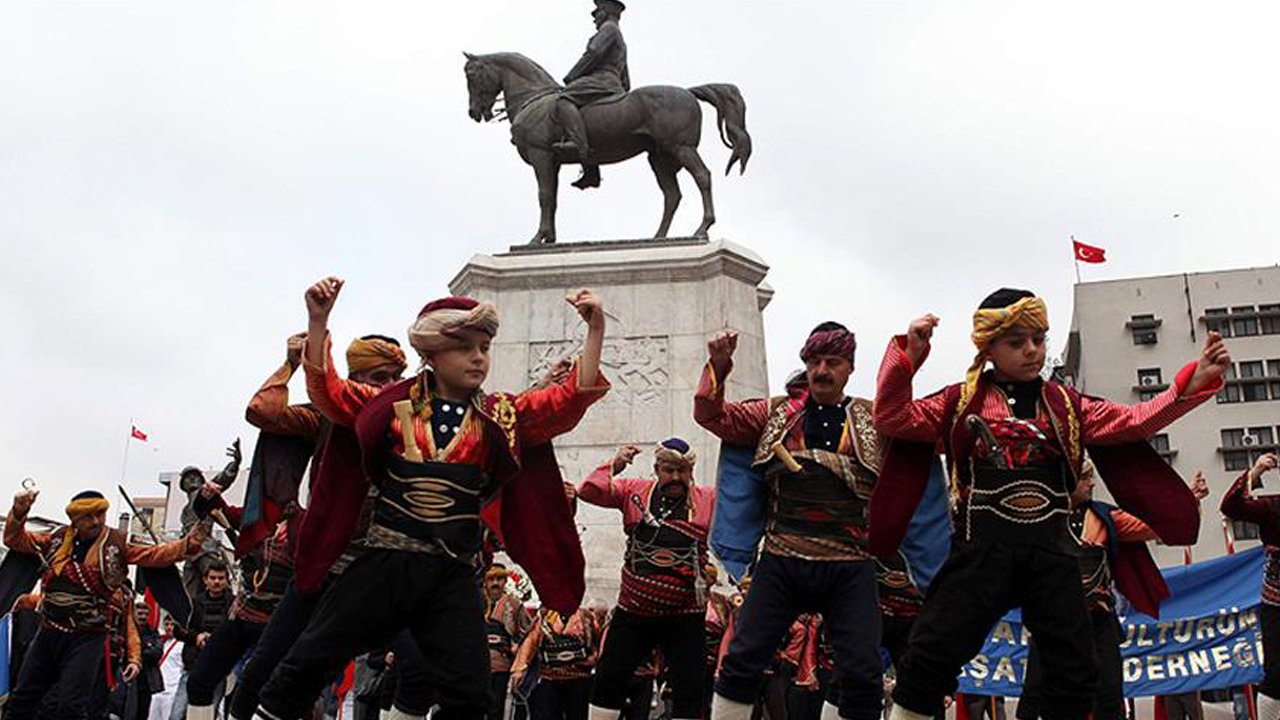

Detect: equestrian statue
465,0,752,245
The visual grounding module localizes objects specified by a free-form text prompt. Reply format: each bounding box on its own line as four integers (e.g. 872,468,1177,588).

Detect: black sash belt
964,464,1071,543
373,454,489,554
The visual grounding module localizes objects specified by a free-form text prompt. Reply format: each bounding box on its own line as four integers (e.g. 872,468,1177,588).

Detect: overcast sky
3,1,1279,512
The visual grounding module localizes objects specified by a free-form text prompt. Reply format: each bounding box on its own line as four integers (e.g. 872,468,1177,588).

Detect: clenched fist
707,330,739,369
905,314,939,367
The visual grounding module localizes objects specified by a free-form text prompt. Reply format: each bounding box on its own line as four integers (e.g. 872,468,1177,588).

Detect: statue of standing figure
465,0,752,244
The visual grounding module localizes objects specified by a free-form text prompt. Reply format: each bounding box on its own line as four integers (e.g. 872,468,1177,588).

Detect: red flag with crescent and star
130,426,148,442
1072,238,1107,264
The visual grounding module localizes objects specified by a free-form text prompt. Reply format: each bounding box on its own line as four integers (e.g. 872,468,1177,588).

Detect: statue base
450,238,772,601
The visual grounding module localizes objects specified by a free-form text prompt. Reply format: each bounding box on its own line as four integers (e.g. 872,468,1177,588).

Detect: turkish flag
130,425,148,442
1072,239,1107,263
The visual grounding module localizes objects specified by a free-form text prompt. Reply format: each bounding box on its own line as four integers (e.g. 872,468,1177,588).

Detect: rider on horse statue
556,0,629,190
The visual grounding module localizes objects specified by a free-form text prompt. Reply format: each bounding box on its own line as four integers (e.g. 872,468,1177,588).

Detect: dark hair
359,334,401,347
978,288,1035,310
809,321,848,335
203,562,229,577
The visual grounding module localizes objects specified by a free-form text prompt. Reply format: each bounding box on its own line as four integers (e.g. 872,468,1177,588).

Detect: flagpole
1072,235,1081,284
119,417,134,487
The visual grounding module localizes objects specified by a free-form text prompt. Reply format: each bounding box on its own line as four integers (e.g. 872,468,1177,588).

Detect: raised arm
126,525,204,568
245,333,324,439
1082,332,1229,445
873,315,949,442
301,277,379,427
693,331,770,445
206,440,242,490
1221,454,1280,525
577,446,642,510
567,289,606,392
4,490,52,555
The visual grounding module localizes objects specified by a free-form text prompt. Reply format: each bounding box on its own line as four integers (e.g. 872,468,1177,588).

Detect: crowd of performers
6,277,1259,720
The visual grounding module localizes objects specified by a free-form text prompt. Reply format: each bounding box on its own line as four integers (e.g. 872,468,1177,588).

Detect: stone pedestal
450,238,771,601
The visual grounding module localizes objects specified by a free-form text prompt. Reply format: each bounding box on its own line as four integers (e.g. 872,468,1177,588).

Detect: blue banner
957,546,1266,697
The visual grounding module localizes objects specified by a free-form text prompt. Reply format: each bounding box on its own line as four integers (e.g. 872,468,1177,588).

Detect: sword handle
770,442,803,473
964,414,1008,470
393,400,424,462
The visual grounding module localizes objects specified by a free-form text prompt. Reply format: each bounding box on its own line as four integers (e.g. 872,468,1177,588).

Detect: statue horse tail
689,84,752,176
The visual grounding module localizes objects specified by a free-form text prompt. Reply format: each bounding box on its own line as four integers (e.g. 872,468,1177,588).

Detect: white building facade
1063,265,1280,566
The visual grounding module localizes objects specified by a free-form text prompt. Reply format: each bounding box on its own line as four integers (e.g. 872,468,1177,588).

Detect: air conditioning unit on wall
1140,375,1159,387
1242,434,1259,447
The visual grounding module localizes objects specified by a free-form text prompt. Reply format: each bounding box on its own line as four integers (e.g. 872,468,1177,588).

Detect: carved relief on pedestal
528,336,671,407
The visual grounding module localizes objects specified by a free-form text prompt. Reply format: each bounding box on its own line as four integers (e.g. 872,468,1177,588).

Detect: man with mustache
578,439,715,720
695,322,886,720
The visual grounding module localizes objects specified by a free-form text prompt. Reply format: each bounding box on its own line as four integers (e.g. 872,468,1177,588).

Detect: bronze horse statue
464,52,751,244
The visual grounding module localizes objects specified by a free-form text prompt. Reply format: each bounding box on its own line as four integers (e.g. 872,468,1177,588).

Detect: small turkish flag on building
1072,238,1107,263
131,426,148,442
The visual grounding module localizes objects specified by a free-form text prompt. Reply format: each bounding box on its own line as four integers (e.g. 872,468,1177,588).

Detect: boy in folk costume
870,288,1230,720
695,322,887,720
254,276,609,720
3,489,204,719
1220,452,1280,719
578,439,715,720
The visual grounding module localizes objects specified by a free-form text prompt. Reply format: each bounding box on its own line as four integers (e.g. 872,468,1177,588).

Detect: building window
1232,520,1261,541
1128,314,1161,345
1243,382,1270,402
1261,304,1280,335
1246,426,1276,446
1224,450,1251,472
1217,363,1240,403
1205,307,1232,337
1137,368,1163,385
1232,306,1259,336
1149,434,1173,463
1241,361,1265,379
1222,428,1245,447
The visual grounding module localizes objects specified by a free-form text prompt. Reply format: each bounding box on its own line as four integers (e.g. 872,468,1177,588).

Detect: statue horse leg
671,146,716,239
527,149,558,244
648,152,682,238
